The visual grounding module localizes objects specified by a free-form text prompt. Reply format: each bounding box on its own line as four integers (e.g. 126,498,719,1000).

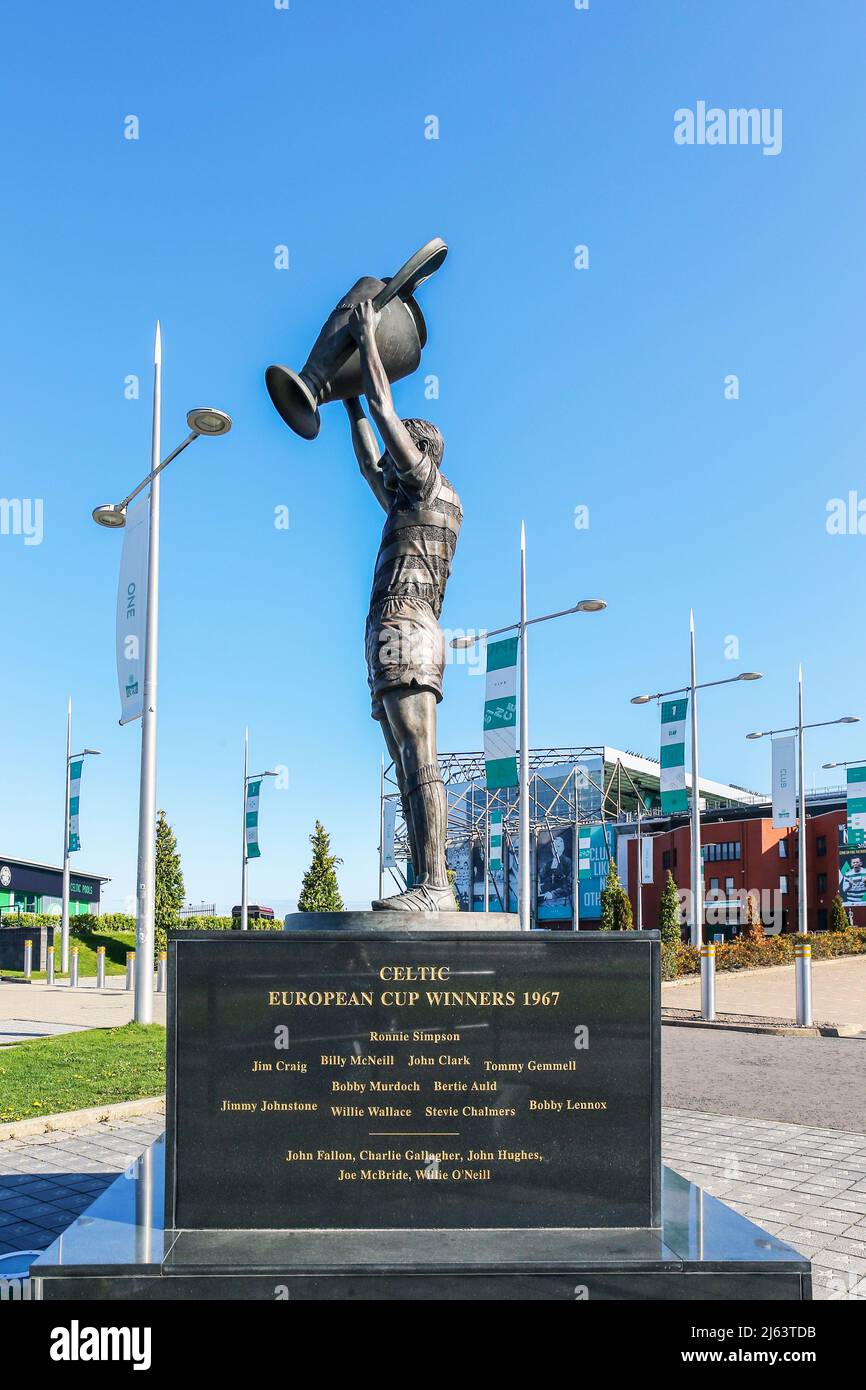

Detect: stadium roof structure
381,746,765,873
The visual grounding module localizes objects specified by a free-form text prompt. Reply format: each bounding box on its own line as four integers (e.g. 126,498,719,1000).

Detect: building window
662,848,678,871
709,878,719,892
780,875,788,894
725,877,735,895
817,909,828,931
817,873,828,895
816,836,827,857
779,839,788,858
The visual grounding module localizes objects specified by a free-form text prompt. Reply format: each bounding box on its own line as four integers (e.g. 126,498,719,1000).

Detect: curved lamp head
746,732,764,740
451,634,478,649
92,503,127,529
840,716,860,724
822,762,839,769
630,695,652,705
187,407,233,437
83,748,101,757
738,672,763,681
576,599,607,613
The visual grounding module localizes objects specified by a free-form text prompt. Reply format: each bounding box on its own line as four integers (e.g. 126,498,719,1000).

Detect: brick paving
1,1106,864,1298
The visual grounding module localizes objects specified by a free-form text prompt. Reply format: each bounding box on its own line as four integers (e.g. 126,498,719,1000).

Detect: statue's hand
348,298,380,344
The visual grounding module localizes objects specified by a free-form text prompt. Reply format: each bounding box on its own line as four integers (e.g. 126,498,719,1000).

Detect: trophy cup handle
371,238,448,311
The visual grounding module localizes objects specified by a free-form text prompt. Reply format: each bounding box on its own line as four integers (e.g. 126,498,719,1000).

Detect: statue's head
404,418,444,466
382,418,444,488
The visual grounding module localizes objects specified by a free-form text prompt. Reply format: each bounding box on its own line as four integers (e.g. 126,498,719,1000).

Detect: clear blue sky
1,0,864,912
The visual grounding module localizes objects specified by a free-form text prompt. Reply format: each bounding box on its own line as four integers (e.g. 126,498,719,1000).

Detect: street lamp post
745,667,858,1025
241,729,278,932
92,322,232,1021
631,617,762,946
453,527,606,930
60,696,100,972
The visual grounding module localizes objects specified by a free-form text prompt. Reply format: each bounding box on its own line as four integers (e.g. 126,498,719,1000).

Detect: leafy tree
600,859,634,931
658,870,683,944
155,810,185,952
829,893,851,934
298,821,344,912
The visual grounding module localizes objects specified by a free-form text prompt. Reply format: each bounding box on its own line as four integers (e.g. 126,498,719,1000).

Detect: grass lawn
2,929,136,980
0,1023,166,1123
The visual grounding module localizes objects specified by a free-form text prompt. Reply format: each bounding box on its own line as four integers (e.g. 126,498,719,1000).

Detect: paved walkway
0,976,166,1043
0,1107,864,1299
662,954,866,1028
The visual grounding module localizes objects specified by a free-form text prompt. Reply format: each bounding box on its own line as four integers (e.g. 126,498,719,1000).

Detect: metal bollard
96,945,106,990
69,947,79,989
23,939,32,982
46,945,55,985
700,941,716,1021
125,950,136,993
795,938,812,1027
156,951,167,994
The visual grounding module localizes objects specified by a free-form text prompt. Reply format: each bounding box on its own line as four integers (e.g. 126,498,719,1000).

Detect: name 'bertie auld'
266,965,560,1010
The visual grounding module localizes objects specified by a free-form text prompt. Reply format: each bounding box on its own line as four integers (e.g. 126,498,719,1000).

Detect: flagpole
798,666,807,936
60,697,72,972
689,609,702,948
378,755,385,899
134,320,161,1024
518,522,530,930
483,789,490,913
572,768,580,933
241,727,249,931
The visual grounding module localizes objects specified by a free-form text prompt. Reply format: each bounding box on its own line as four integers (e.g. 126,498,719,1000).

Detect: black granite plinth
284,911,520,931
30,1137,811,1300
165,927,661,1230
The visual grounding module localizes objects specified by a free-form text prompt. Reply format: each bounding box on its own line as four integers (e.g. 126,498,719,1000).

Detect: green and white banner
115,498,148,726
577,826,593,880
245,779,262,859
489,809,503,871
660,697,689,814
68,759,83,853
484,636,518,789
847,766,866,847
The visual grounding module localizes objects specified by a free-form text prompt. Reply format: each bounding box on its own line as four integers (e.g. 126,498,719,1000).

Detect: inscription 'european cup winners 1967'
167,933,658,1230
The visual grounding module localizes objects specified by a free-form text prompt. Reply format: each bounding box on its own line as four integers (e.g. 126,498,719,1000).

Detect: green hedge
155,915,282,955
662,928,866,981
2,911,281,963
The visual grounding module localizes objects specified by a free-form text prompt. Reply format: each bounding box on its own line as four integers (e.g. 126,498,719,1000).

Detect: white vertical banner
115,499,149,725
641,835,654,885
382,799,398,869
617,834,630,890
771,735,797,829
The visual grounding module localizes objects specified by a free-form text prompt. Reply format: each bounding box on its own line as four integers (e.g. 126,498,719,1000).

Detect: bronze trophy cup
265,238,447,439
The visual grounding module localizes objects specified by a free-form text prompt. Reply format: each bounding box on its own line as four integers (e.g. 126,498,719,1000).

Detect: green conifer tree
155,810,185,950
297,821,344,912
658,870,683,944
829,892,851,934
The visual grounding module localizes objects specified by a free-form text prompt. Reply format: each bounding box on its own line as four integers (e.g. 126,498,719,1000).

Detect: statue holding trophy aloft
266,240,460,911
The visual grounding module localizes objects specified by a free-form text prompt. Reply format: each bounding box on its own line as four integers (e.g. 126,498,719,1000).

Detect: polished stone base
31,1137,811,1301
282,910,521,931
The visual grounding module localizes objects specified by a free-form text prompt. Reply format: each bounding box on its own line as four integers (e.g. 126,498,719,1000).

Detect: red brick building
621,796,858,938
